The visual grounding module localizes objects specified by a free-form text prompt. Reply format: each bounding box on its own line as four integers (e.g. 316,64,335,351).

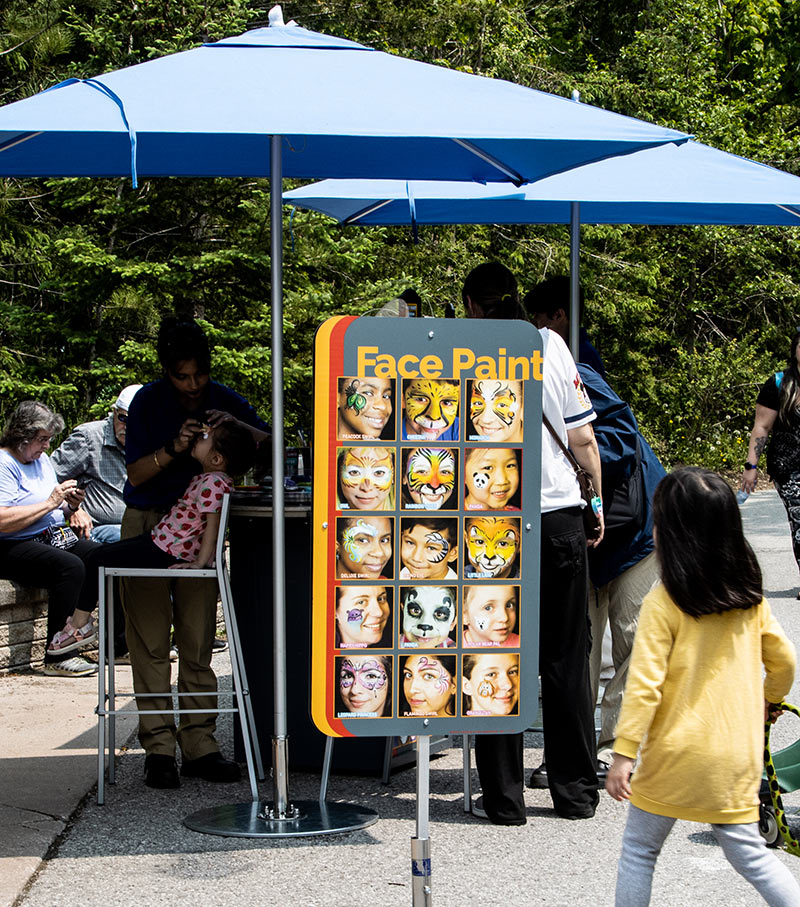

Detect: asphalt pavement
2,488,800,907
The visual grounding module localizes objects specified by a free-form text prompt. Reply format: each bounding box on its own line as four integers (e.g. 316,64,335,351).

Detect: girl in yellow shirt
607,466,800,906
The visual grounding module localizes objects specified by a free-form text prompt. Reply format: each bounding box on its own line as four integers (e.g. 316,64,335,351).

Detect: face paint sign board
313,316,542,737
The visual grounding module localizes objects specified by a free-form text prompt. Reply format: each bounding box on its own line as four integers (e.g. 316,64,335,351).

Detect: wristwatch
744,461,757,470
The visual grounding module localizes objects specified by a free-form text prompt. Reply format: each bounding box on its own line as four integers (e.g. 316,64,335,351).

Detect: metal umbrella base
184,799,379,838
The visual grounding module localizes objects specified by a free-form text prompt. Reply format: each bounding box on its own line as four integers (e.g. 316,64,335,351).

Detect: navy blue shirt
124,378,268,513
579,364,666,587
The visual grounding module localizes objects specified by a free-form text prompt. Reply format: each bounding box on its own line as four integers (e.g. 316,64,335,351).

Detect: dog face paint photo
335,586,392,648
337,447,395,511
402,378,460,441
401,654,457,716
468,379,523,442
337,376,394,441
399,518,459,579
336,516,393,579
402,447,457,511
463,585,520,647
462,653,520,716
400,586,457,648
464,447,521,511
464,516,521,578
337,655,391,717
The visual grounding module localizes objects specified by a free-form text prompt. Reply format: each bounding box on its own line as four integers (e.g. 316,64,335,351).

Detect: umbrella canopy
283,140,800,227
0,18,688,186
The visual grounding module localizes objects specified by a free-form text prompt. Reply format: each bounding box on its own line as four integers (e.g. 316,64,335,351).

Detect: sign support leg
411,735,432,906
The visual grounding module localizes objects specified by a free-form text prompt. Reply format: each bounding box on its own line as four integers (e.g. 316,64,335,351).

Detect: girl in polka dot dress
49,420,257,647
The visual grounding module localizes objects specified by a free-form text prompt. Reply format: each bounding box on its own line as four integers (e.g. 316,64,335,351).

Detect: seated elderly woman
0,401,100,677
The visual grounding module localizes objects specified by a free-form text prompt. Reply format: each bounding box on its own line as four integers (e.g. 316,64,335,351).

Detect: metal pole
269,132,294,820
411,735,432,906
569,201,581,360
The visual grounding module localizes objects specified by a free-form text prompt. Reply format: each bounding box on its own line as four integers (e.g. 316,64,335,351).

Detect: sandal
47,618,98,655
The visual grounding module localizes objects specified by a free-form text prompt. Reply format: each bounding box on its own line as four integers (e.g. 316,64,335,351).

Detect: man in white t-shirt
463,261,603,823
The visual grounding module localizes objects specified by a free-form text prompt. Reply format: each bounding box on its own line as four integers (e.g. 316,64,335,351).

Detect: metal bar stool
96,493,264,804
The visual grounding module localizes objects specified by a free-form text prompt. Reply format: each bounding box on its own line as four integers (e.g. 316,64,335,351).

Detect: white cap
114,384,143,412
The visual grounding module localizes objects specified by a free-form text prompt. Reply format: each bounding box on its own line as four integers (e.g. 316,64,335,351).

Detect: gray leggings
616,805,800,906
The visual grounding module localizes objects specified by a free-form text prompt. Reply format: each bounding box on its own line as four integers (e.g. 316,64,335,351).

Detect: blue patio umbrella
284,139,800,350
0,7,690,842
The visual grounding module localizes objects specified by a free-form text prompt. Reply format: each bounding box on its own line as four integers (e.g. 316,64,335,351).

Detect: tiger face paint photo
464,516,521,579
468,379,523,442
337,447,395,511
337,376,394,440
402,378,460,441
402,447,457,511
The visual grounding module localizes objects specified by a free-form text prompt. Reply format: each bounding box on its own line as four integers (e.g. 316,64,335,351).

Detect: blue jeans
91,523,121,544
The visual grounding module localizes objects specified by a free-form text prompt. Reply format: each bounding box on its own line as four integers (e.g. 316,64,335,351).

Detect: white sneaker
43,656,98,677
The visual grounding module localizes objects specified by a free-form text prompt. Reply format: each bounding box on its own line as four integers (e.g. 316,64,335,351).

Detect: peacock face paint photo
402,378,460,441
337,376,394,440
403,447,457,510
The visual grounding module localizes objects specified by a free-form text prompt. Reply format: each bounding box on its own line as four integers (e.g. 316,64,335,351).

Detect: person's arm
606,754,635,801
567,421,604,547
127,417,204,487
0,478,79,534
205,409,270,444
68,505,94,539
742,404,777,494
170,511,221,569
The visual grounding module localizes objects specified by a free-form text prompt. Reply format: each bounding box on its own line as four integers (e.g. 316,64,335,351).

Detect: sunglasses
115,412,128,424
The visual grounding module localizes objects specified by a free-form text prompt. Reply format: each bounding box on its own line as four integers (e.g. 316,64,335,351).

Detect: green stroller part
760,701,800,856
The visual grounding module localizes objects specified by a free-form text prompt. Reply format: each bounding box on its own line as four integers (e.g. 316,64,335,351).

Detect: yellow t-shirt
614,584,795,824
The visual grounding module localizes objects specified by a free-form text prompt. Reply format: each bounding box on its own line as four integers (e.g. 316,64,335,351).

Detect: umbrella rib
0,132,41,154
777,204,800,220
452,139,523,185
343,199,394,224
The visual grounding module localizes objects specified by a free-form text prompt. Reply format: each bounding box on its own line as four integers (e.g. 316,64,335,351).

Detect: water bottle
736,489,749,506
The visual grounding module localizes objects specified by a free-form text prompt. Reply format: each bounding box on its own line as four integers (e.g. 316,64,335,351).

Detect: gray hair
0,401,64,450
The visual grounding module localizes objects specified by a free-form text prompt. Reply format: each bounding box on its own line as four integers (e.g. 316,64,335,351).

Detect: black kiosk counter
229,489,443,776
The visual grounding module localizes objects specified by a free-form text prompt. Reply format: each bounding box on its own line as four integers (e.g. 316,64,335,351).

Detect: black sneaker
144,754,180,789
181,752,241,783
212,637,228,653
528,762,548,789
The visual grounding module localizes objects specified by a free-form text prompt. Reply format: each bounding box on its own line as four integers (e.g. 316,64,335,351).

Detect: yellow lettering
397,354,420,378
474,356,498,379
419,355,443,378
508,356,530,380
498,348,507,381
357,346,379,375
452,348,475,378
531,350,544,381
374,354,396,378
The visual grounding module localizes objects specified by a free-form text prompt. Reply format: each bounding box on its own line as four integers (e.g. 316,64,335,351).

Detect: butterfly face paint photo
337,376,395,441
400,585,457,648
335,516,393,579
336,655,391,717
402,378,460,441
464,447,521,511
464,516,521,578
402,447,458,511
462,585,520,647
337,447,395,511
462,653,521,716
401,654,457,716
467,379,523,442
334,586,392,648
399,517,459,579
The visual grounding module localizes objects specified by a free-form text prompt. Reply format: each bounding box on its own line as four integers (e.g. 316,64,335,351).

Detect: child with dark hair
399,516,458,579
607,466,800,907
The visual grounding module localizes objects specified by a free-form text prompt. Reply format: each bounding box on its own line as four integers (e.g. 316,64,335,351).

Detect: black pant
0,536,100,663
475,506,599,822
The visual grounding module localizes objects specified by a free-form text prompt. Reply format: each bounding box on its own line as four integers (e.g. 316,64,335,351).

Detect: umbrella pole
184,136,378,837
569,201,580,360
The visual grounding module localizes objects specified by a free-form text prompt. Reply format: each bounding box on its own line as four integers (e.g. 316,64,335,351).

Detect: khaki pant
589,550,659,763
121,507,219,760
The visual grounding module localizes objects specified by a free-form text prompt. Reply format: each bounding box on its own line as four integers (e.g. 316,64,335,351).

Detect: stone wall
0,580,48,673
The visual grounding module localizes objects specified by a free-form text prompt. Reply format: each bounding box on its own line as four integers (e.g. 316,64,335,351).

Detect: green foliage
1,0,800,468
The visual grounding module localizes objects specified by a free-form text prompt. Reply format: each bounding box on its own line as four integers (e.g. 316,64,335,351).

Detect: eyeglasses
115,412,128,424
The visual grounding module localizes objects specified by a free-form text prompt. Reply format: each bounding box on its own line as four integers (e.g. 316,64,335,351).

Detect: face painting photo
464,516,521,578
337,447,395,511
464,447,521,511
337,376,394,440
399,517,459,580
468,379,523,442
402,378,460,441
336,516,393,579
462,652,521,716
336,655,391,717
402,447,457,510
400,585,457,648
462,585,520,647
335,586,392,648
401,654,457,716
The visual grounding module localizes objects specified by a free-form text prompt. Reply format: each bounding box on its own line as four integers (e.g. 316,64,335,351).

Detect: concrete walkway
2,489,800,907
